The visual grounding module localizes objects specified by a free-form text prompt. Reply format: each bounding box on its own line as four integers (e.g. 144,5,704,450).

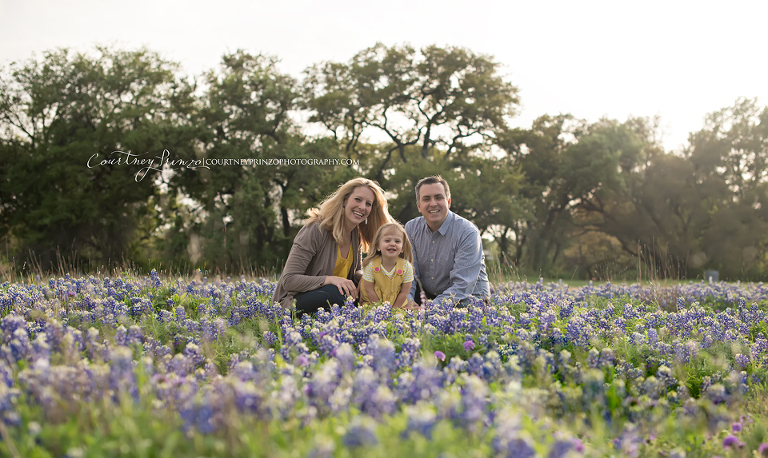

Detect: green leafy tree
685,98,768,278
166,51,358,271
302,43,520,178
497,115,652,276
573,100,768,280
302,42,526,239
0,46,196,269
495,115,578,270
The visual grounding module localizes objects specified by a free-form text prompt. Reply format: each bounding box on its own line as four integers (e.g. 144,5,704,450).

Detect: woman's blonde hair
362,222,413,268
306,177,391,252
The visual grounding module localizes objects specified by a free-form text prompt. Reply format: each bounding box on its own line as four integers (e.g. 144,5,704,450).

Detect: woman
272,177,392,314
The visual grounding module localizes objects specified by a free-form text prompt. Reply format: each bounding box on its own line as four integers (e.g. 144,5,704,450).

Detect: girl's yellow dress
360,257,405,305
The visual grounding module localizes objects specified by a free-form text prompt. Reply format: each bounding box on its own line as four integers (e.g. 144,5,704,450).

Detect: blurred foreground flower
434,351,446,362
722,435,744,450
343,416,378,448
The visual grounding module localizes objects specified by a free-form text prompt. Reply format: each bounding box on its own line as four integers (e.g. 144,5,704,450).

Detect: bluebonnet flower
734,353,750,369
458,374,489,429
31,333,51,362
398,361,443,404
656,365,676,390
467,353,484,376
262,331,277,347
149,269,162,288
480,351,503,381
493,409,535,458
159,310,173,324
647,328,659,347
402,403,437,439
599,348,615,368
114,325,128,347
549,327,566,346
364,335,396,378
199,319,217,342
342,415,378,447
614,317,627,333
8,328,30,362
629,332,646,346
307,435,336,458
548,438,582,458
175,305,187,324
305,359,341,410
184,343,206,368
587,348,600,369
179,395,216,434
333,342,356,373
566,315,592,348
1,315,27,345
559,300,574,319
446,354,467,372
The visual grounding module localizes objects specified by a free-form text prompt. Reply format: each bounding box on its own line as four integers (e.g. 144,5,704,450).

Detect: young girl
360,222,414,309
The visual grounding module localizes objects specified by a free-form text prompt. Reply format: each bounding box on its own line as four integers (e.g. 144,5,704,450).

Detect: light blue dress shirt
405,211,490,304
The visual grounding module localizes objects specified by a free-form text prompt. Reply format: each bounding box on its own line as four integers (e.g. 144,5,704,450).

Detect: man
405,176,490,306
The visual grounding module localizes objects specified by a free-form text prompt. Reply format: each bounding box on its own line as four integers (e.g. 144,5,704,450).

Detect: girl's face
378,228,404,259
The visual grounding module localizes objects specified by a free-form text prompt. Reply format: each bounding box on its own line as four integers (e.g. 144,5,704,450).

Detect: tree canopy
1,44,765,280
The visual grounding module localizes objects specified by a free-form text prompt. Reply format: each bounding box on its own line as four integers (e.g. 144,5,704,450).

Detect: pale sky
1,0,766,152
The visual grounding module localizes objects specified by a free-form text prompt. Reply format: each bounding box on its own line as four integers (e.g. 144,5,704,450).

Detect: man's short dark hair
415,176,450,202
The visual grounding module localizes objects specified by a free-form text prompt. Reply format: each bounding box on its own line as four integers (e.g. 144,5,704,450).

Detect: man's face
417,182,451,231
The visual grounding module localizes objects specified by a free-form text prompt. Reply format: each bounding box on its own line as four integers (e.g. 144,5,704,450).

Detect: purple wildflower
262,331,277,346
463,340,475,352
342,416,378,447
548,439,575,458
758,443,768,456
731,422,742,433
403,404,437,439
722,435,744,450
434,350,446,361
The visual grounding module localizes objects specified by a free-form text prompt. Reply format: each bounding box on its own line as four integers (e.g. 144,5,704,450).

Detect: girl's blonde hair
306,177,392,252
362,222,413,268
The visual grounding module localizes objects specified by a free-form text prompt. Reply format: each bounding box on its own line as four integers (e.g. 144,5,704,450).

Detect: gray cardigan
272,222,363,309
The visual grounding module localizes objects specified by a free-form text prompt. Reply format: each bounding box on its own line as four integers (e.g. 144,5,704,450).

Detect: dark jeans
413,282,437,305
294,284,347,315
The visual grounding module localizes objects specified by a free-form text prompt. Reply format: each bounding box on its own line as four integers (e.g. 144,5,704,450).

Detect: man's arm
434,227,483,304
405,220,420,301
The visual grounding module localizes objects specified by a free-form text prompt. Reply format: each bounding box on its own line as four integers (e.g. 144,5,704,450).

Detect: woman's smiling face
344,186,374,228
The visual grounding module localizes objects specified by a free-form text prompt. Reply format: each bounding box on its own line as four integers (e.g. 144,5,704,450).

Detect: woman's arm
324,275,357,298
280,226,325,293
392,281,412,309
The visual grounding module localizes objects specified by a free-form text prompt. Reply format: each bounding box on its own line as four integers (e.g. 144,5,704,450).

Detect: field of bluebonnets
2,272,768,457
